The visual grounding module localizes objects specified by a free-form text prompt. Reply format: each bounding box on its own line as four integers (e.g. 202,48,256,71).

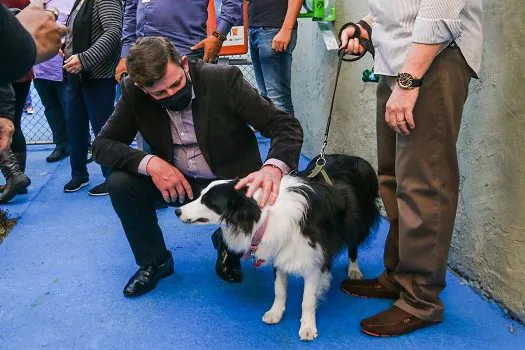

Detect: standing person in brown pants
339,0,483,337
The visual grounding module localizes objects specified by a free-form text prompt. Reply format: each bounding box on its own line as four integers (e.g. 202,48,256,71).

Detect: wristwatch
396,73,423,89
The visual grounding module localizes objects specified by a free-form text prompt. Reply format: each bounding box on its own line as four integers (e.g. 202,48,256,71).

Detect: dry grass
0,208,18,243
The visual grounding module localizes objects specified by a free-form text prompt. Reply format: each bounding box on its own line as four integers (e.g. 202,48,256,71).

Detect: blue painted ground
0,140,523,349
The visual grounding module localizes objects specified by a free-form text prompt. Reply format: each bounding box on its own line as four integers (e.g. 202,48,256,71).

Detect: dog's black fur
198,154,380,274
297,154,380,268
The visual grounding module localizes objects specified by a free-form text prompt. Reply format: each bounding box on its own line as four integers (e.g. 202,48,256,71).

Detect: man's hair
126,37,182,87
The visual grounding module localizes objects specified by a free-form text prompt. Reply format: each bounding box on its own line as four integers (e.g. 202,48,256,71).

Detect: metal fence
23,54,256,144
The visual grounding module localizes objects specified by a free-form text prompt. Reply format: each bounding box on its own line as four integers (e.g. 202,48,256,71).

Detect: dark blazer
92,60,303,179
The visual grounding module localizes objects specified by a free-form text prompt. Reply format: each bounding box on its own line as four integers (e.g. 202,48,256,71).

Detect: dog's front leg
299,271,321,341
262,268,287,324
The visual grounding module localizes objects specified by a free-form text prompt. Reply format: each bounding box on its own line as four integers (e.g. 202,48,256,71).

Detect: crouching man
92,37,303,297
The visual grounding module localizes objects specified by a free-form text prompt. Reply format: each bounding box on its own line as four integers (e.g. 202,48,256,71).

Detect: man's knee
106,170,138,199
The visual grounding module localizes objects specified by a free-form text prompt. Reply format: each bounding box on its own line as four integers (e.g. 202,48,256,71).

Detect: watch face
397,73,413,89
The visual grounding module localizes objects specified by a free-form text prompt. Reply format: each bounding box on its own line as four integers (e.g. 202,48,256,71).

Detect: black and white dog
176,155,379,341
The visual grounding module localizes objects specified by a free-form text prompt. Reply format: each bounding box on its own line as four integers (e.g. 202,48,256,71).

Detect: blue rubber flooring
0,141,523,349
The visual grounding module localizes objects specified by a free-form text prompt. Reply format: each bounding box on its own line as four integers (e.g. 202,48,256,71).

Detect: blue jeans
249,27,297,115
66,75,115,180
33,79,69,150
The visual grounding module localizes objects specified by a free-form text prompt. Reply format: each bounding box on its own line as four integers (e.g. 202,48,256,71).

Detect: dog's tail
346,156,381,243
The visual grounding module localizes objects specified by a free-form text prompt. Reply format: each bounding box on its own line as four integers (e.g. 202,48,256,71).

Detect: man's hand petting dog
146,156,194,204
235,165,283,208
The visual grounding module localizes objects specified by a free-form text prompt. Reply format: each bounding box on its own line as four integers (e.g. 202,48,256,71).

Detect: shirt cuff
263,158,290,175
215,19,233,36
412,17,462,45
138,154,155,175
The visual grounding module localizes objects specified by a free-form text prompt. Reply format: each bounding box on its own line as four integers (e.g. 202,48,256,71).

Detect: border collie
176,155,379,341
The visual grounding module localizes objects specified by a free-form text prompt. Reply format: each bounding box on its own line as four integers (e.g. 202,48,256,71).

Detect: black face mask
156,74,193,111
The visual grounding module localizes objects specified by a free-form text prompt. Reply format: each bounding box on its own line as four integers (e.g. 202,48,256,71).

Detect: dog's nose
175,208,182,217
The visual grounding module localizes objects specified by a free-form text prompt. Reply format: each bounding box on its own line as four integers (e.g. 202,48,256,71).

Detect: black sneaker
88,182,109,196
46,147,69,163
64,178,89,192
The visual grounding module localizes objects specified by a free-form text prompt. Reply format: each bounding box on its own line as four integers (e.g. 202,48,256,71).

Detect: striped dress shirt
369,0,483,77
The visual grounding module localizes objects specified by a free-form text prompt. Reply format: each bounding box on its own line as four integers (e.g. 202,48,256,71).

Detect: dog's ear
231,178,249,195
222,189,261,235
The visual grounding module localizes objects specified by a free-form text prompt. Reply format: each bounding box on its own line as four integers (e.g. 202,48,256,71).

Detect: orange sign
207,0,249,56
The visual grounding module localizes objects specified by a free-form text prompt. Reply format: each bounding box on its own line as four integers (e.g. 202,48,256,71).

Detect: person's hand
339,23,368,56
0,118,15,151
235,166,283,208
191,35,223,63
272,28,292,52
115,58,127,82
16,2,68,64
146,156,194,204
385,85,419,135
63,54,83,74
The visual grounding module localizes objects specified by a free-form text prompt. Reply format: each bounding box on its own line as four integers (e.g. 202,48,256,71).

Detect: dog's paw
348,268,363,280
347,262,363,280
299,324,318,341
262,309,284,324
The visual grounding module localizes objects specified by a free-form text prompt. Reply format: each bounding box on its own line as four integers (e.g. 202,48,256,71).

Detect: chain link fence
23,54,256,144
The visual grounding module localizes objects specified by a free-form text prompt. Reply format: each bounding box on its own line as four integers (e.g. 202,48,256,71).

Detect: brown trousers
376,46,473,322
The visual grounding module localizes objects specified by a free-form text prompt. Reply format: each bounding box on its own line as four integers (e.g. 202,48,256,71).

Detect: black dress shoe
123,251,174,298
212,229,243,283
46,147,69,163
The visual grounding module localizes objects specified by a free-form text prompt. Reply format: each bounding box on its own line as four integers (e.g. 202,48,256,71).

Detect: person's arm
215,0,243,37
402,0,465,77
92,81,149,173
272,0,302,52
114,0,137,80
386,0,466,135
120,0,137,58
229,65,303,206
0,4,36,83
93,80,194,203
77,0,123,72
229,66,303,170
191,0,242,62
228,67,303,207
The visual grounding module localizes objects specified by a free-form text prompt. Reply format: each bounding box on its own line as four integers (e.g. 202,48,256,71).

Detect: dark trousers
33,79,68,150
376,47,473,322
107,170,215,266
11,81,30,159
66,75,114,179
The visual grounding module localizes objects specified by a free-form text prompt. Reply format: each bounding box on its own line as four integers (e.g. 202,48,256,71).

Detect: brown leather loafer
360,306,440,337
340,278,400,299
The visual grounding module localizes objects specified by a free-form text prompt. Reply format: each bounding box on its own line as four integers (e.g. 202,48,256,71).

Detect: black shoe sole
88,191,109,197
46,156,69,163
64,181,90,193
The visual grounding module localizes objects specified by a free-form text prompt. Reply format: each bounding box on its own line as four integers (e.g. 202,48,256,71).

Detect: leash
306,22,374,184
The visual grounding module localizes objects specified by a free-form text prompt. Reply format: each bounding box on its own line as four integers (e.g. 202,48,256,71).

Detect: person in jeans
62,0,122,196
339,0,483,336
33,0,74,163
248,0,302,116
